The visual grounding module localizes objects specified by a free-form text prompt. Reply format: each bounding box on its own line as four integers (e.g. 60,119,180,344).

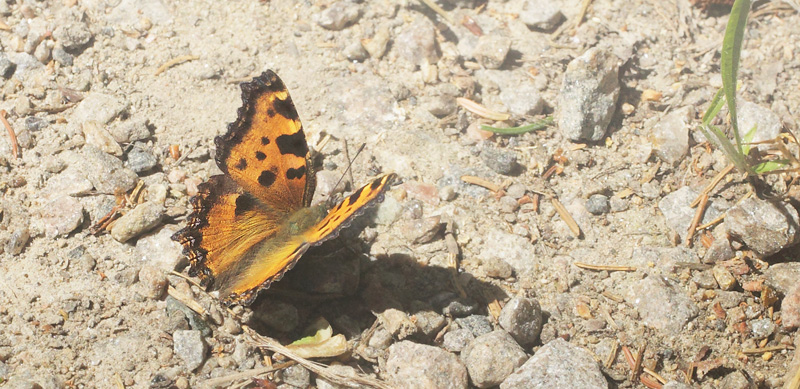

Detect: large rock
725,197,800,257
501,339,607,388
383,341,468,389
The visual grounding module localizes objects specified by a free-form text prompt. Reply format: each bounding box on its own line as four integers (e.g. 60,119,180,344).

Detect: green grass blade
481,116,554,135
742,124,758,155
701,89,726,125
721,0,751,154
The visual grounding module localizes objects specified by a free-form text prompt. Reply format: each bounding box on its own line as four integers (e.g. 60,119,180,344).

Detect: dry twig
461,175,501,192
0,110,19,159
154,55,199,75
573,262,636,272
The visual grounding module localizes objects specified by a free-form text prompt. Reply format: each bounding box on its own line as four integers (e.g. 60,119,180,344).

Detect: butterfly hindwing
172,175,283,282
215,70,313,213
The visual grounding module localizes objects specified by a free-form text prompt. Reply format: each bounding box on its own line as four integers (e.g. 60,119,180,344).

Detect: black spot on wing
275,130,308,158
258,170,277,187
234,194,255,216
255,151,266,161
347,186,365,206
286,166,306,180
267,108,276,117
261,136,270,145
273,96,300,121
234,158,247,170
370,178,383,190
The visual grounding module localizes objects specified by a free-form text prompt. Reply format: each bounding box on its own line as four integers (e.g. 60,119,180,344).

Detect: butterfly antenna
327,142,366,207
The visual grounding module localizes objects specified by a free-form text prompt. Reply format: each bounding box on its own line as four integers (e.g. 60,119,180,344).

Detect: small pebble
384,341,468,388
125,143,158,173
439,185,457,201
83,121,123,156
53,21,93,52
343,41,368,62
41,195,84,238
712,265,737,291
481,147,518,175
379,308,419,340
5,227,30,255
172,330,206,371
316,1,360,30
506,184,526,199
455,315,493,338
443,328,475,352
499,196,520,213
394,17,440,68
498,297,543,347
138,265,167,299
110,201,165,242
474,33,511,69
462,330,528,388
585,194,610,215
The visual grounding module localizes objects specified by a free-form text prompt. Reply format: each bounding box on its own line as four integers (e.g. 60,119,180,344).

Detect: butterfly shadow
244,238,510,349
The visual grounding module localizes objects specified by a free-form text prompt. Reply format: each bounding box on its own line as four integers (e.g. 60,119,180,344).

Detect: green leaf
753,160,789,174
290,317,333,346
721,0,751,154
742,124,758,155
481,116,554,135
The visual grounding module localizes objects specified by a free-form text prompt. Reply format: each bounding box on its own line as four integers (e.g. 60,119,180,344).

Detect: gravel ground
2,0,800,388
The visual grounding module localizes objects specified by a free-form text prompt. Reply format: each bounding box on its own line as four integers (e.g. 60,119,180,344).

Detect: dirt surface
1,0,800,388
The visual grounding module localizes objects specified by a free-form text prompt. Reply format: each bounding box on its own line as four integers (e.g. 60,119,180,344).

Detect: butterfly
172,70,396,306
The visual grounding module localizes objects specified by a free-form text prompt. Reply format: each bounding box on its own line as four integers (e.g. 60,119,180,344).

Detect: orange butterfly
172,71,395,306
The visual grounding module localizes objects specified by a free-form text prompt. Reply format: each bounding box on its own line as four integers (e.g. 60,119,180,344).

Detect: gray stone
478,230,535,274
172,330,206,371
782,287,800,329
0,52,15,78
483,257,514,279
40,195,84,238
764,262,800,295
506,184,526,199
5,227,30,255
624,275,699,334
395,17,440,68
52,45,73,66
662,382,693,389
462,330,527,388
423,95,457,118
651,107,693,166
658,186,726,243
280,364,311,388
691,270,718,289
455,315,493,338
500,84,544,116
166,297,211,336
7,52,44,82
432,293,479,317
125,143,158,173
585,194,610,215
519,0,564,31
398,216,444,245
110,201,164,242
83,121,123,156
137,225,185,271
500,338,607,389
383,341,468,389
316,1,360,31
44,165,94,197
704,237,734,263
443,329,475,353
498,297,542,347
110,119,151,143
557,48,620,142
750,318,776,340
481,147,518,175
368,327,393,350
343,41,368,62
725,197,800,257
474,33,511,69
24,116,48,131
413,309,447,339
738,101,781,150
71,93,130,125
719,370,751,389
379,308,419,340
53,22,93,52
137,264,167,299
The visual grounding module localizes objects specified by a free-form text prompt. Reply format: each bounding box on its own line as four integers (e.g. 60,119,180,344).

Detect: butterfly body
172,71,395,306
